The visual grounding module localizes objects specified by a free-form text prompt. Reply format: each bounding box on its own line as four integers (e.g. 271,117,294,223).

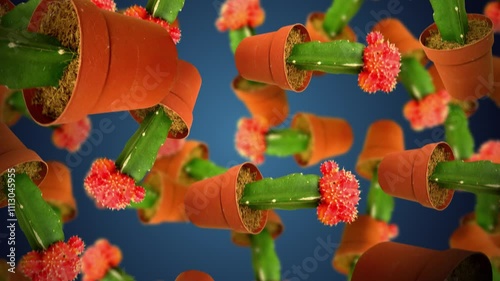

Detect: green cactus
286,40,364,74
0,26,75,89
229,26,255,54
127,182,160,209
475,193,500,233
367,164,394,223
398,56,435,100
444,104,474,160
1,0,40,30
101,268,136,281
265,128,310,157
348,256,360,281
249,228,281,281
429,160,500,195
183,158,227,181
429,0,468,45
146,0,184,23
322,0,364,38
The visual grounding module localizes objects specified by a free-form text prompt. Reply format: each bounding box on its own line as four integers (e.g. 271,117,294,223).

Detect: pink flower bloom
123,5,181,44
156,138,186,159
123,5,149,19
52,117,91,153
317,161,360,226
485,1,500,33
215,0,265,32
358,31,401,93
90,0,116,11
82,239,122,281
469,140,500,163
19,236,85,281
84,158,145,210
403,89,451,131
235,117,269,165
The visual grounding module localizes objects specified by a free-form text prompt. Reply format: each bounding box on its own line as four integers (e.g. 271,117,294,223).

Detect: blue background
2,0,500,280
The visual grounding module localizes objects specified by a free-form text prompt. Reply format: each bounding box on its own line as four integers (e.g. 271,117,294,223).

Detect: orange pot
419,14,494,102
291,112,353,167
130,60,201,139
235,24,312,92
0,86,21,126
137,170,188,224
38,161,77,223
0,259,30,281
0,0,14,12
24,0,178,126
175,270,214,281
491,56,500,107
355,120,404,180
151,140,209,185
450,222,500,264
305,12,357,43
0,123,48,207
231,210,284,247
231,75,289,127
332,215,395,275
184,162,268,234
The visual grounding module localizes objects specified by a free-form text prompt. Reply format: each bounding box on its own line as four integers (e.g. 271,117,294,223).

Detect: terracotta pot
419,14,494,102
450,222,500,264
38,161,77,223
291,112,353,167
0,259,30,281
0,0,14,12
151,140,209,185
0,86,22,126
231,210,284,247
137,170,188,224
372,18,426,64
184,162,268,234
231,75,289,127
0,123,48,207
130,60,201,139
355,120,404,180
332,215,396,275
235,24,312,92
175,270,214,281
491,56,500,107
23,0,178,126
351,242,492,281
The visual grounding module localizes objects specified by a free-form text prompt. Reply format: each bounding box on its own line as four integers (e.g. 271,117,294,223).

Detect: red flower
156,138,186,159
123,5,182,44
19,236,85,281
52,117,91,153
358,31,401,93
317,161,360,226
84,158,145,210
403,90,451,131
90,0,116,11
123,5,148,19
82,239,122,281
235,117,269,165
485,1,500,33
215,0,265,31
469,140,500,163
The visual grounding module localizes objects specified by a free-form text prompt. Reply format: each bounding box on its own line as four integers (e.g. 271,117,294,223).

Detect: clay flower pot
0,0,14,13
378,142,456,210
235,24,312,92
231,210,284,247
137,170,188,224
333,215,397,275
130,60,201,139
151,140,209,185
23,0,179,126
0,86,22,126
419,14,495,102
351,242,492,281
450,222,500,266
490,56,500,107
175,270,214,281
355,120,404,180
0,123,48,207
291,112,353,167
184,162,269,234
38,161,77,223
231,75,289,127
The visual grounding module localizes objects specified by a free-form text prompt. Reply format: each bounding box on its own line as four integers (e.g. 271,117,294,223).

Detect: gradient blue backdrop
2,0,500,280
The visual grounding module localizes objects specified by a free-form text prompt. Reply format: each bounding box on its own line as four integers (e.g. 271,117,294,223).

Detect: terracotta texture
38,161,77,223
305,12,357,43
231,210,284,247
235,24,312,92
491,56,500,107
24,0,178,126
378,142,455,210
356,120,404,180
291,112,353,167
419,14,494,102
151,140,209,185
137,170,188,224
175,270,214,281
231,75,289,127
0,0,14,11
450,222,500,264
184,163,268,234
351,242,492,281
0,86,21,126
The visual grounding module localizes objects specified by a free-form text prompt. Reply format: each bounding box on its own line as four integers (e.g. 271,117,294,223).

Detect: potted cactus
235,24,401,93
419,0,495,101
81,239,135,281
235,112,353,167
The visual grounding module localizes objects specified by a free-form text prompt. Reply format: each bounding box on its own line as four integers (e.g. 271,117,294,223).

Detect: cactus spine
429,0,468,45
146,0,184,23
